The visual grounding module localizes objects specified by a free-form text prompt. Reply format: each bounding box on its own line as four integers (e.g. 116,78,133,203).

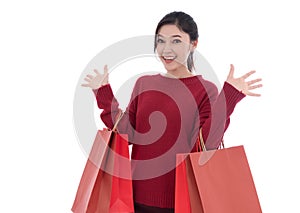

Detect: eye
157,38,165,43
172,39,182,44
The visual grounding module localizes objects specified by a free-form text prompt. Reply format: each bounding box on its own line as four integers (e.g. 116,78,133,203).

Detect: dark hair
154,11,199,72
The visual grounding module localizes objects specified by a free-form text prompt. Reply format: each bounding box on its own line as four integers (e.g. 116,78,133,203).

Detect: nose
162,41,173,54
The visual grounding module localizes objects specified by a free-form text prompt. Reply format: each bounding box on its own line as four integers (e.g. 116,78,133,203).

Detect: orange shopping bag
175,130,262,213
72,113,134,213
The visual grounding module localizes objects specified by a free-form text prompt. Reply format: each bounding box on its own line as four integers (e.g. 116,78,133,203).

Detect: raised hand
81,65,109,89
226,64,262,96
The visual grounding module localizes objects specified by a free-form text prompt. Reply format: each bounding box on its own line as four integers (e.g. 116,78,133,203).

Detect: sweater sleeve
93,84,119,129
93,80,139,143
200,81,245,150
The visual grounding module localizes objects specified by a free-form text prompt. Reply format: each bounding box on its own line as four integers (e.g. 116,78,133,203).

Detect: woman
82,11,262,213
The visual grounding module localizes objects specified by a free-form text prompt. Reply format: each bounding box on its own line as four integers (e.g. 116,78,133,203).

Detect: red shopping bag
175,131,262,213
72,113,134,213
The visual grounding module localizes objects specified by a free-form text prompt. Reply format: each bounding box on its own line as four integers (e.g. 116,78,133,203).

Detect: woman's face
156,24,196,72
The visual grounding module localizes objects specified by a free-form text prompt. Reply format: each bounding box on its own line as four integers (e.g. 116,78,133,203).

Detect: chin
162,62,178,71
164,66,178,73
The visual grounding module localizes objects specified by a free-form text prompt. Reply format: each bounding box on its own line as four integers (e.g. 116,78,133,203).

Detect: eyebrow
157,34,182,38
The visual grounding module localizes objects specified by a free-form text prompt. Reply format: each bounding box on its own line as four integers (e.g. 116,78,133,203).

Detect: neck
165,67,194,78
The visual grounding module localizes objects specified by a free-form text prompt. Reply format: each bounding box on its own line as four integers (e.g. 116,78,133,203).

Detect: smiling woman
154,12,198,76
80,11,262,213
155,25,196,77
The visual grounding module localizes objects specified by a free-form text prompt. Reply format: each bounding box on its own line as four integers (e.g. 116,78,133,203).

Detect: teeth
163,56,176,60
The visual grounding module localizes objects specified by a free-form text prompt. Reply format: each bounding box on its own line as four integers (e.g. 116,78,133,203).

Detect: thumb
103,64,108,75
102,64,109,85
227,64,234,78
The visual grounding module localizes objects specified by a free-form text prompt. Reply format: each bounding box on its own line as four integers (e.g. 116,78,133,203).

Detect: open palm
81,65,109,89
226,64,262,96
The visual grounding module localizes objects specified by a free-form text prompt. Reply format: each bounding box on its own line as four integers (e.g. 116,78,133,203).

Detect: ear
191,40,198,51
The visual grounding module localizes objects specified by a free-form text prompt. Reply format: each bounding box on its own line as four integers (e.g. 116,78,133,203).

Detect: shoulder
133,73,160,86
130,74,160,92
136,74,159,82
192,75,219,97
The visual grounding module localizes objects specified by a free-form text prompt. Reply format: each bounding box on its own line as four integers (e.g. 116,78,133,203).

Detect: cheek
174,47,190,59
174,42,191,52
155,43,191,58
155,45,164,56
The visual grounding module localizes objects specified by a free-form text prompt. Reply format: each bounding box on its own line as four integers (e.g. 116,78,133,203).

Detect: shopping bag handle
198,128,225,152
112,110,124,132
199,128,207,152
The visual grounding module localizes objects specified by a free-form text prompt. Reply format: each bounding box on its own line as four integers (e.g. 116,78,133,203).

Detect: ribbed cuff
93,84,115,109
224,82,245,106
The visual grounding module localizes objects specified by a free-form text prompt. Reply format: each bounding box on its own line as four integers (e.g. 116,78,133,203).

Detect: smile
162,56,177,63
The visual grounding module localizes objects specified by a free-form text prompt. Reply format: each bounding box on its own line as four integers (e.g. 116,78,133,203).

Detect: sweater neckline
157,73,202,84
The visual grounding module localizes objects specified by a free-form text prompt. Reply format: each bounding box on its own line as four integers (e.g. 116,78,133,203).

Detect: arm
200,82,245,150
93,82,139,142
81,65,138,142
200,64,262,150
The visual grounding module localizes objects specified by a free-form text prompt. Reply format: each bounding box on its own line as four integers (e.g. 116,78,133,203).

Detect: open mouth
162,56,177,64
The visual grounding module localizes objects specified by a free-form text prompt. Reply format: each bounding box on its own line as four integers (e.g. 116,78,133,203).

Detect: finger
227,64,235,78
247,91,261,97
241,70,256,79
84,77,91,82
104,64,108,75
247,78,262,85
248,84,263,90
93,69,100,75
87,74,94,79
81,83,89,87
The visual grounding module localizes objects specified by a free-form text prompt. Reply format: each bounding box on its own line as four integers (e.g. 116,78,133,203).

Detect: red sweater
94,74,245,208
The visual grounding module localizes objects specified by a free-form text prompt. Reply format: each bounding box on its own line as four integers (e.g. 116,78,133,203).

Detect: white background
1,0,299,212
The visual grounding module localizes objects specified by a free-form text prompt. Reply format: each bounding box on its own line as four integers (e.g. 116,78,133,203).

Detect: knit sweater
94,73,245,208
